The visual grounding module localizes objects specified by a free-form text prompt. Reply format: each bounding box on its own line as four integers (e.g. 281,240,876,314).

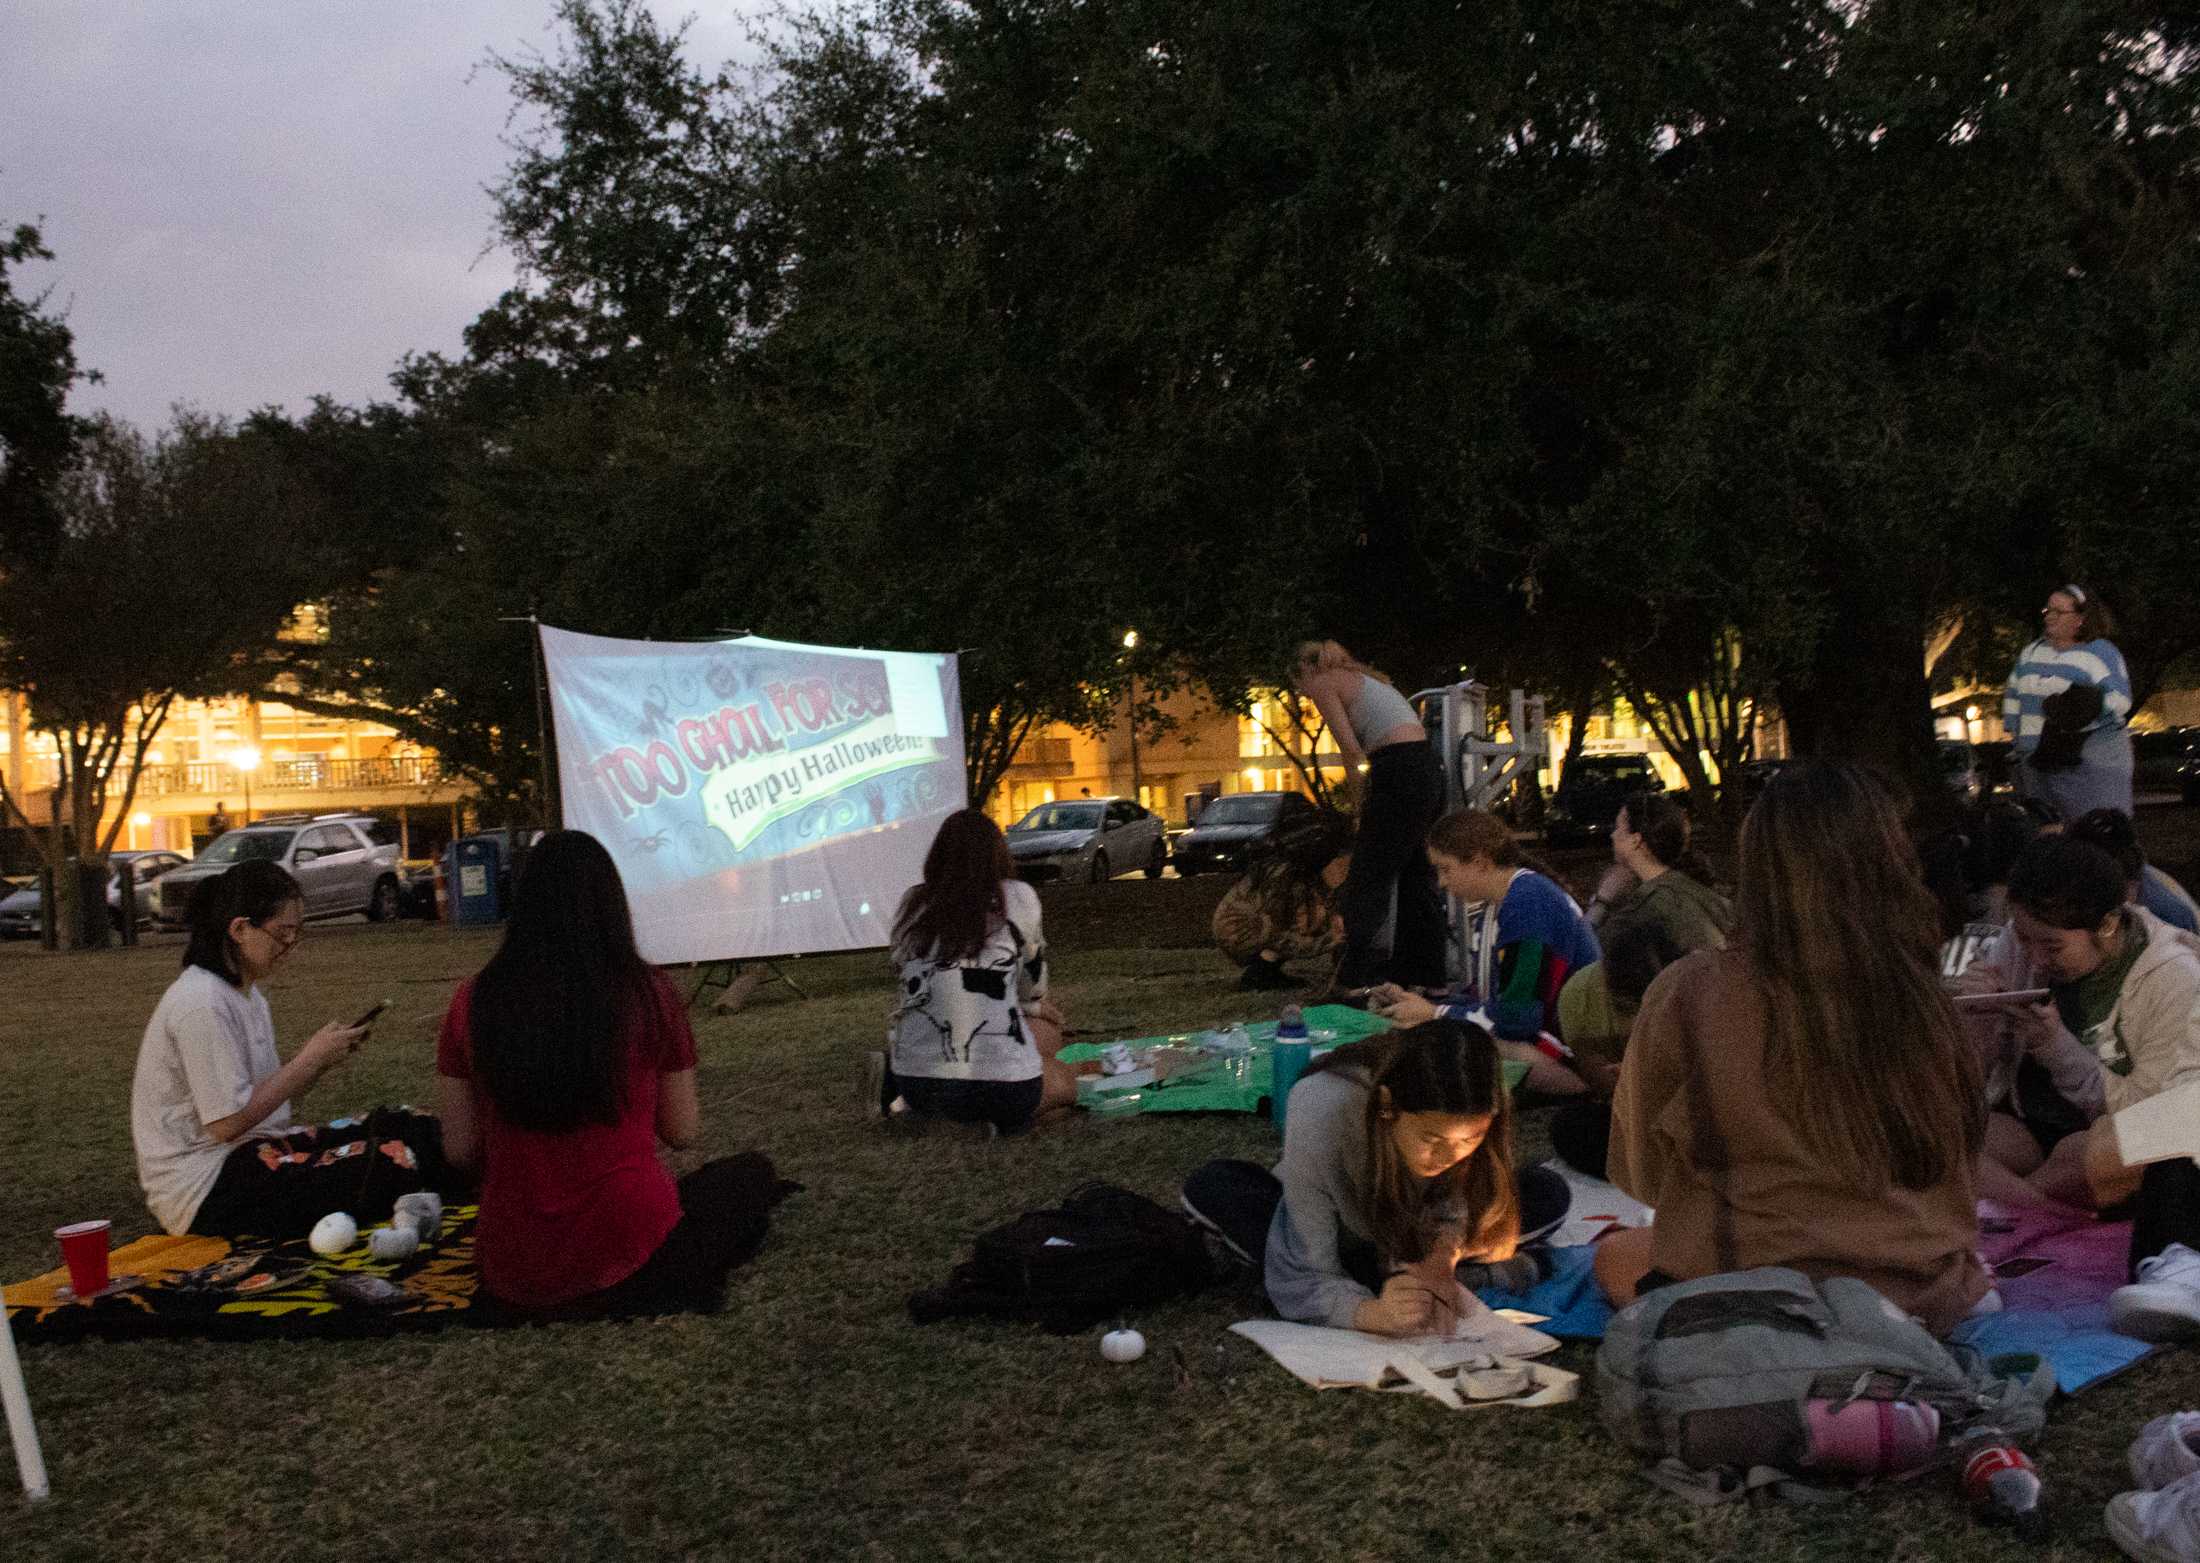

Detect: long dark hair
894,810,1014,963
1303,1018,1518,1264
1736,763,1983,1194
1620,790,1716,883
182,860,302,985
469,830,657,1133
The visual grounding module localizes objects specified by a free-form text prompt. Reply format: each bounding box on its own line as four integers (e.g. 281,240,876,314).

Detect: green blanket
1060,1005,1530,1116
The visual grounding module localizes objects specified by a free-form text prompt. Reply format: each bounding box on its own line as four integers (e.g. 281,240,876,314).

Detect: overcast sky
3,4,763,431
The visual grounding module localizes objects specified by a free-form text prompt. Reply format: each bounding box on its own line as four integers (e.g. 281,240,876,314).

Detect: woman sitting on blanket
870,808,1077,1134
1958,834,2200,1214
1596,762,1993,1336
1368,809,1600,1096
1181,1019,1570,1338
436,830,783,1315
131,860,447,1239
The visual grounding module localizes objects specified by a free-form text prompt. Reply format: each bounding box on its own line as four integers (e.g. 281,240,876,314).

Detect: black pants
526,1153,790,1319
1549,1101,1613,1182
1337,742,1447,989
1182,1158,1571,1273
191,1107,451,1240
2130,1157,2200,1281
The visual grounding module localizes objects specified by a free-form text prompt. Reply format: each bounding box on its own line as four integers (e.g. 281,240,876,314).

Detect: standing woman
1598,763,1991,1335
1292,639,1445,990
2002,583,2135,820
132,860,444,1238
877,809,1077,1134
436,831,785,1314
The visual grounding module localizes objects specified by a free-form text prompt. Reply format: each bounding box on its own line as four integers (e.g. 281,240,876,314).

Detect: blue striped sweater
2001,637,2131,757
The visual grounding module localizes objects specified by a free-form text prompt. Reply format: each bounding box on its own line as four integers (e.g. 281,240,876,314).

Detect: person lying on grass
1958,833,2200,1214
1596,762,1993,1336
869,808,1076,1135
131,859,447,1239
1366,809,1599,1097
436,830,779,1315
1182,1019,1568,1337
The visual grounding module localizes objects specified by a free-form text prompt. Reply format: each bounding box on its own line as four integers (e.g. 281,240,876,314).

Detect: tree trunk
1776,598,1939,804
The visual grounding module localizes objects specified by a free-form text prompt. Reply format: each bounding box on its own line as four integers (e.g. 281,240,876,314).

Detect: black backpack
907,1183,1214,1333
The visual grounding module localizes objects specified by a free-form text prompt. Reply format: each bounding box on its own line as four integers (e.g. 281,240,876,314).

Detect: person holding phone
1959,834,2200,1211
131,860,447,1238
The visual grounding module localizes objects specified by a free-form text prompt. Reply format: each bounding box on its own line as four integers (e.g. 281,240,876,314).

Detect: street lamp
1121,631,1142,808
232,746,261,825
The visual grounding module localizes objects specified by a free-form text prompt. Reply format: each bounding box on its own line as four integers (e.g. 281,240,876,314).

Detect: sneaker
2134,1414,2200,1492
2113,1243,2200,1343
2108,1471,2200,1563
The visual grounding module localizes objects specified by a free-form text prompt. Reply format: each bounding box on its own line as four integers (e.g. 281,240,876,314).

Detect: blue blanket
1476,1218,2153,1395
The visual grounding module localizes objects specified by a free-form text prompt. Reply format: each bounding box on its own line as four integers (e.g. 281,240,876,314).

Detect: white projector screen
541,625,967,965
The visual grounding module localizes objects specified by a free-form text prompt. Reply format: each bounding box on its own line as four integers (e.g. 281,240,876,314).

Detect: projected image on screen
542,626,967,965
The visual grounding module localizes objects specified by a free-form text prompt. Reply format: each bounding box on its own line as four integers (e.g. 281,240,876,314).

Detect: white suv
156,813,404,926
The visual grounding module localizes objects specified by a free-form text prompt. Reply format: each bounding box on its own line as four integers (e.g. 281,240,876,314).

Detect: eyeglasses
2042,605,2079,617
254,920,303,950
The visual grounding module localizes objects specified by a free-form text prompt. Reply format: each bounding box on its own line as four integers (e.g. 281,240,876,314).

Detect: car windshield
1012,803,1104,832
1198,796,1281,826
196,830,296,866
1562,761,1651,790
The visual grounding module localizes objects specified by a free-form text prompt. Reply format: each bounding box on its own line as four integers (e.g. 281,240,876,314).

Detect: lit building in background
1,690,468,859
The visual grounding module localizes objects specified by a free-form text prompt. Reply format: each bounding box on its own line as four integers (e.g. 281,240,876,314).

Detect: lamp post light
1121,630,1142,808
232,746,261,825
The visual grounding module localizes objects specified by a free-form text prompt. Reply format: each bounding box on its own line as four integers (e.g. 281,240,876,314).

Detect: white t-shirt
888,878,1048,1084
131,965,296,1234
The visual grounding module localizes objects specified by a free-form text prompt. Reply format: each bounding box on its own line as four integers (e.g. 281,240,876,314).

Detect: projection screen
542,626,967,965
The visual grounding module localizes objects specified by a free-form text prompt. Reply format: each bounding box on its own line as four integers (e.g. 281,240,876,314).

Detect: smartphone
1953,988,2051,1009
350,999,392,1029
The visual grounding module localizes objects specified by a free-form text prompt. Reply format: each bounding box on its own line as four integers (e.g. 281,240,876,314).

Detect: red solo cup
55,1220,112,1298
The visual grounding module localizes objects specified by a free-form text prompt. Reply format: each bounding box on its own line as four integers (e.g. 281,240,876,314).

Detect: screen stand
689,960,809,1012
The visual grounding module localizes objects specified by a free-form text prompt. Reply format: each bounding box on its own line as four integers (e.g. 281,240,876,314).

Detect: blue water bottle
1270,1004,1312,1137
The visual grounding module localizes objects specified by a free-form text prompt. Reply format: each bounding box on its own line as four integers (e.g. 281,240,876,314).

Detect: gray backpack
1597,1267,2055,1501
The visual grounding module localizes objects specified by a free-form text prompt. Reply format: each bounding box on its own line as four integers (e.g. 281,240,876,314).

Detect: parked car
0,850,190,939
2134,727,2200,803
1543,754,1666,845
1171,790,1326,876
155,813,404,927
1006,798,1167,882
1938,738,1983,806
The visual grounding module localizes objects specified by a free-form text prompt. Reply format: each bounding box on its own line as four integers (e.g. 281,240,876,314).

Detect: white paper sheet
2112,1080,2200,1169
1230,1305,1575,1410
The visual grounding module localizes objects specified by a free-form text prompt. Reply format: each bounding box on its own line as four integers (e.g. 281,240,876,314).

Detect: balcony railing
1008,736,1075,773
4,755,446,799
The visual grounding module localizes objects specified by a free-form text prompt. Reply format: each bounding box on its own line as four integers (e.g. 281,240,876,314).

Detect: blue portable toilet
449,836,505,926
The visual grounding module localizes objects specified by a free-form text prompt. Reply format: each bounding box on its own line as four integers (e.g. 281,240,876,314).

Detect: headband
2064,584,2087,607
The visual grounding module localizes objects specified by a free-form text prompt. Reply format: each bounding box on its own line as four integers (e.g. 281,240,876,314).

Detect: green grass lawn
2,887,2195,1561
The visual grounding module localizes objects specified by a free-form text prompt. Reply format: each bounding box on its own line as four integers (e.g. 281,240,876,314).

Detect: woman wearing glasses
2001,583,2134,821
131,859,446,1237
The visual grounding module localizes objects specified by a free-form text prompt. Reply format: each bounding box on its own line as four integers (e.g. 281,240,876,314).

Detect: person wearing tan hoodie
1958,834,2200,1212
1600,764,1990,1337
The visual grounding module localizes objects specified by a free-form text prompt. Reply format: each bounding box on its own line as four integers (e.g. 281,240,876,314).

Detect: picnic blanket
1061,1005,1527,1117
5,1206,498,1344
6,1157,798,1345
1472,1190,2155,1394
